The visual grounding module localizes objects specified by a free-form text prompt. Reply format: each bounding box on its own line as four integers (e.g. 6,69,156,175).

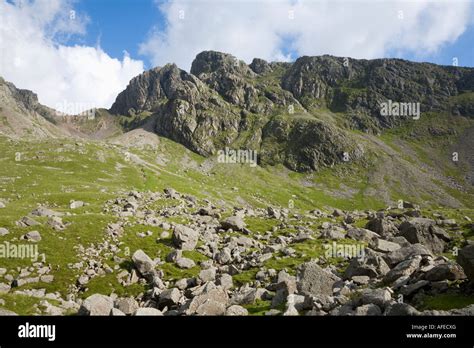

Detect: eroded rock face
108,50,474,173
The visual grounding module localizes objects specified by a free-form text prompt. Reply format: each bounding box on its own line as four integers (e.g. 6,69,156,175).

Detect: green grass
418,293,474,311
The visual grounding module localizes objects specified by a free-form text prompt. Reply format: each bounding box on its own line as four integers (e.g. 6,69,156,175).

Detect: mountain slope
107,51,474,208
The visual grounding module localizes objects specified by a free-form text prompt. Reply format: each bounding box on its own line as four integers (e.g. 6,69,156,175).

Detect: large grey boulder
116,297,139,315
220,216,246,231
346,228,380,243
384,303,420,316
384,243,432,267
0,308,18,315
365,217,398,237
183,286,229,315
344,249,390,279
132,249,156,277
297,261,340,297
79,294,114,316
424,262,466,281
172,225,199,251
31,207,62,217
134,307,163,316
384,256,421,284
360,288,392,309
354,303,382,316
158,288,181,308
225,305,248,316
176,257,196,269
23,231,41,242
398,218,450,254
457,245,474,281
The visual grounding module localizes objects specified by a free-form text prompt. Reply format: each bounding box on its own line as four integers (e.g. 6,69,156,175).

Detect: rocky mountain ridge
109,51,474,171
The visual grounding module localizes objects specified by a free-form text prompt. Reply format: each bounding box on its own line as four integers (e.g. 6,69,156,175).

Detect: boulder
0,228,9,236
158,288,181,308
354,303,382,316
31,207,63,217
134,307,163,316
360,288,392,309
216,273,233,290
23,231,41,242
384,256,422,284
176,257,196,269
369,238,401,253
198,267,217,283
320,228,345,239
384,243,432,267
384,303,420,316
398,218,450,254
346,228,380,243
0,308,18,315
424,262,466,281
297,261,340,297
344,249,390,279
267,206,281,219
400,280,429,296
132,250,156,277
221,216,246,231
116,297,139,315
184,286,229,315
110,308,126,316
70,201,85,209
0,282,11,294
172,225,199,250
79,294,114,316
225,305,248,316
365,217,398,237
215,247,232,264
457,245,474,281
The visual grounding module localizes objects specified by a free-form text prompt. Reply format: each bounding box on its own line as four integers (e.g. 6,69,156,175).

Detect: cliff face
109,51,474,171
0,77,69,139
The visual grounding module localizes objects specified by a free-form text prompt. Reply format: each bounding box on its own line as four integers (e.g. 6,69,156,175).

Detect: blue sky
72,0,164,66
1,0,473,112
71,0,474,69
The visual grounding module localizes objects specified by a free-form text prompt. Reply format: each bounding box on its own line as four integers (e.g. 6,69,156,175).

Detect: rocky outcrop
108,50,474,172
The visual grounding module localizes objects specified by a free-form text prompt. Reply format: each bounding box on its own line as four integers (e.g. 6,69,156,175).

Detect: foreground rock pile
1,188,473,316
75,189,474,316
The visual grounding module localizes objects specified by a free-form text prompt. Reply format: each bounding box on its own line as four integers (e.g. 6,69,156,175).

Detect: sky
0,0,473,114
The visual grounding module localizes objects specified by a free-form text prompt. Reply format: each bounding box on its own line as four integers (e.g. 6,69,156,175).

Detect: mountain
109,51,474,172
106,51,474,207
0,77,68,139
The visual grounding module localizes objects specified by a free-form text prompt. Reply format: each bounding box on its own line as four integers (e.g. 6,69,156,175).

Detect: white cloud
0,0,144,114
140,0,473,71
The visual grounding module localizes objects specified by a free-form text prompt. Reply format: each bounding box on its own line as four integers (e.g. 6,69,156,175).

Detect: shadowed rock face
109,50,474,172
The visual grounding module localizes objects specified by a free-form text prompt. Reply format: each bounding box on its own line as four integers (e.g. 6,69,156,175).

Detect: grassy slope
0,108,473,314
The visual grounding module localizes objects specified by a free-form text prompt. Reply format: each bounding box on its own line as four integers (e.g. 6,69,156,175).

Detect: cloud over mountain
0,0,144,114
140,0,473,71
